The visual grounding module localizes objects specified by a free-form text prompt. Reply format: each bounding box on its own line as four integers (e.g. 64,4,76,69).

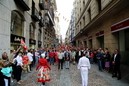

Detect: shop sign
96,31,104,37
38,41,42,45
88,36,92,40
11,34,25,43
111,18,129,32
29,39,36,45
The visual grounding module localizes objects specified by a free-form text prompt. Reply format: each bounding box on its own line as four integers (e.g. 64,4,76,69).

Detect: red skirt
37,66,50,82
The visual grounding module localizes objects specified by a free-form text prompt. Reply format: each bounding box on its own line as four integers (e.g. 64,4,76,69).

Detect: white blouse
14,55,23,66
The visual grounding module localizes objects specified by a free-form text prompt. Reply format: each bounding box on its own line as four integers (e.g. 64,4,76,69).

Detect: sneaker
20,80,23,82
17,81,21,85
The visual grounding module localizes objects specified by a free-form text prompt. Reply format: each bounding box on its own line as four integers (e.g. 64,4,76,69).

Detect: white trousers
80,67,88,86
4,79,8,86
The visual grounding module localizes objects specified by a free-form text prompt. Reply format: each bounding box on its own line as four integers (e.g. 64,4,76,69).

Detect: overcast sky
56,0,74,40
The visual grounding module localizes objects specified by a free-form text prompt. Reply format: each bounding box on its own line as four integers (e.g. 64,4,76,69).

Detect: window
83,16,85,27
80,22,82,30
11,11,24,36
77,25,79,33
125,29,129,51
88,8,91,21
96,0,101,12
83,0,85,7
29,23,35,39
38,29,42,41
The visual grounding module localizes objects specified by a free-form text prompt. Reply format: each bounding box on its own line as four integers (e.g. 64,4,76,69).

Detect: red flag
21,39,27,50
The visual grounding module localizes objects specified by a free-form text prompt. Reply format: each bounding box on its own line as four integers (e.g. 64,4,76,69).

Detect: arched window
38,29,42,41
11,11,24,36
29,23,35,39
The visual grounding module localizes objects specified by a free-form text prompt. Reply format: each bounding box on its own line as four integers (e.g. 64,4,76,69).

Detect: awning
88,36,92,40
111,18,129,32
96,31,104,37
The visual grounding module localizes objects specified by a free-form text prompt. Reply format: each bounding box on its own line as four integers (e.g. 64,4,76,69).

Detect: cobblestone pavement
11,63,129,86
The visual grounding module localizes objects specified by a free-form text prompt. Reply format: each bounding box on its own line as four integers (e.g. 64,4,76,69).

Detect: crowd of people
0,45,121,86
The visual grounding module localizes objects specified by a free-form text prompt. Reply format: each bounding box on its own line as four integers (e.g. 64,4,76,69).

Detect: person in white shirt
78,54,91,86
57,50,64,69
71,50,76,64
13,52,23,85
27,50,33,71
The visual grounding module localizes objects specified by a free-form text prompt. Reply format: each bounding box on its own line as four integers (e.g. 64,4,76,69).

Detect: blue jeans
98,60,102,71
65,61,70,69
49,57,54,65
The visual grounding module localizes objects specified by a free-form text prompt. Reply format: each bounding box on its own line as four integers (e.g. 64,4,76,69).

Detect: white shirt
27,52,33,62
14,55,23,66
72,51,76,57
58,52,63,59
114,54,117,61
61,52,64,58
78,56,91,69
79,51,81,56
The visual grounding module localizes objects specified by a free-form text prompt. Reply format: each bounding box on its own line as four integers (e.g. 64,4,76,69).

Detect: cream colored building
0,0,56,55
73,0,129,66
65,24,71,45
42,0,56,48
54,12,61,46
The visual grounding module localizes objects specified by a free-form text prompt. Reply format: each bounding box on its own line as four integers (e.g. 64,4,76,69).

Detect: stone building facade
0,0,56,55
73,0,129,66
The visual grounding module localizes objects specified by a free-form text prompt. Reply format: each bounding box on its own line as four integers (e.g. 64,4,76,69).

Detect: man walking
78,54,91,86
64,50,70,69
57,50,64,69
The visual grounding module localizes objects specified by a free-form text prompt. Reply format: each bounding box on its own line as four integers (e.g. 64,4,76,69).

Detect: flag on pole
21,39,27,50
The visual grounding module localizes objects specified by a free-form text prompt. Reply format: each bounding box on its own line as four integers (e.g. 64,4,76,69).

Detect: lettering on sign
14,37,21,42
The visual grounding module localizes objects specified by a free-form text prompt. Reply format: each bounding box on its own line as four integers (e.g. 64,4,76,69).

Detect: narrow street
12,63,129,86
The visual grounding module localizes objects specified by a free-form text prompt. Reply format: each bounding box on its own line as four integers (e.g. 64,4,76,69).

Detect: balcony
47,11,54,26
44,15,50,27
14,0,30,11
31,7,39,21
39,17,44,27
44,10,54,27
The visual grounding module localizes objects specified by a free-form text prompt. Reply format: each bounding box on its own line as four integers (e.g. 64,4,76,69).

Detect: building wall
73,0,129,66
0,1,12,55
0,0,56,56
74,0,113,35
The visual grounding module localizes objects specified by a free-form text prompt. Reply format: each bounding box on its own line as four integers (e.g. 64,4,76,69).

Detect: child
36,53,51,86
1,60,12,86
0,60,5,86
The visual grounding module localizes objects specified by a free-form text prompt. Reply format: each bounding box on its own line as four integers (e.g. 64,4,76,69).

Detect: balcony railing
14,0,30,11
44,15,50,27
47,11,54,26
31,7,39,21
39,17,44,27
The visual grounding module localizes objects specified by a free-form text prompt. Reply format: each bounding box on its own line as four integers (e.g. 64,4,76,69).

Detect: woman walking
13,52,23,85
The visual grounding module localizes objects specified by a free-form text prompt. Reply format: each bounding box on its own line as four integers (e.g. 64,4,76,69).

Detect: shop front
11,34,25,50
10,10,25,50
29,39,36,49
88,36,92,49
38,41,42,48
96,31,104,49
111,18,129,65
